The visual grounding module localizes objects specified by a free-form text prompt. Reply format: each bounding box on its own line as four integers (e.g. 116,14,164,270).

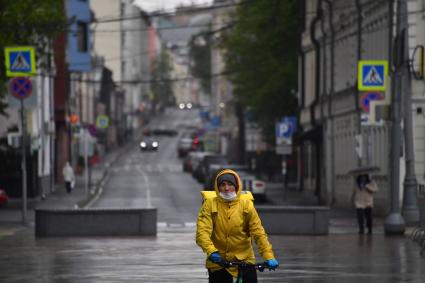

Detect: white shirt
62,164,75,182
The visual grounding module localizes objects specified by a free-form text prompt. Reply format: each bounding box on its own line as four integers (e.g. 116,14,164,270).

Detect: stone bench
256,205,330,235
35,208,157,237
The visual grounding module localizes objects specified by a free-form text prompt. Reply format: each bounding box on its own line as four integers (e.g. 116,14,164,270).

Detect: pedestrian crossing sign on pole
4,46,36,77
96,115,109,129
358,60,388,91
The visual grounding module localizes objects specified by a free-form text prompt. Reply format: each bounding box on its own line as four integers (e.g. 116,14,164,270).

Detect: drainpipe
309,0,323,203
355,0,362,167
320,1,328,204
309,0,322,128
324,0,335,205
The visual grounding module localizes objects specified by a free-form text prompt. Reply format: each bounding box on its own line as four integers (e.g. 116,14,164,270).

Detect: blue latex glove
265,259,279,269
209,252,222,263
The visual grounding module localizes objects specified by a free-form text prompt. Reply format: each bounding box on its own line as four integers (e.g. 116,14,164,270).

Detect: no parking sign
360,92,384,113
9,77,32,100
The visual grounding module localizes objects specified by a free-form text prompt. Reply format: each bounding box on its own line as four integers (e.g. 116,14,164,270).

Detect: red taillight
193,137,199,144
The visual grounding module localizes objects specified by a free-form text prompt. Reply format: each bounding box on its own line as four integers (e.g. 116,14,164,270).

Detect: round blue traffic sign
10,77,32,100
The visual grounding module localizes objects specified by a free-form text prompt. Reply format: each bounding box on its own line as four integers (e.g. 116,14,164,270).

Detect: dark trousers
65,182,72,194
356,207,372,234
208,267,257,283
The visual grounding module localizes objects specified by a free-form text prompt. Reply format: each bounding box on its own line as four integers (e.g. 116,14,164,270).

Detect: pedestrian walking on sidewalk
351,174,379,235
196,169,279,283
62,161,75,194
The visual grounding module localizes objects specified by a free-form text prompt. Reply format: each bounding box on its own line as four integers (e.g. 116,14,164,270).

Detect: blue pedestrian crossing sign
358,60,388,91
96,115,109,129
4,46,37,77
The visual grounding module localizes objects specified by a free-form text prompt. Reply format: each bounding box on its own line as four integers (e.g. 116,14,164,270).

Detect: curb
76,141,136,208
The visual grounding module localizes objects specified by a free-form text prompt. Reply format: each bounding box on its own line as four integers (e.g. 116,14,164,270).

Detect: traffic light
355,134,363,159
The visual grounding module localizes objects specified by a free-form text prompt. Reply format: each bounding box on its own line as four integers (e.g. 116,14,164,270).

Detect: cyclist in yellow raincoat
196,169,279,283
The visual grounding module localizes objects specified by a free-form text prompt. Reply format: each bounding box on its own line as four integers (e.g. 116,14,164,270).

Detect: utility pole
400,0,420,224
384,0,406,235
20,99,28,224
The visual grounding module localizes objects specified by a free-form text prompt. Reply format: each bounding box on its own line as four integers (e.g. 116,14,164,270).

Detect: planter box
35,208,157,237
257,205,330,235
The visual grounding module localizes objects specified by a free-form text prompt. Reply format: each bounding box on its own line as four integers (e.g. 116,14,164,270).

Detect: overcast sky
134,0,213,13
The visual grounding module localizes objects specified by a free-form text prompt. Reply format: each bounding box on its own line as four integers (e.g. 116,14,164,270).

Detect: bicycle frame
219,260,273,283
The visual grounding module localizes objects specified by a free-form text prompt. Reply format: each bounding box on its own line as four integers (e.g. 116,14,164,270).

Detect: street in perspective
1,0,425,282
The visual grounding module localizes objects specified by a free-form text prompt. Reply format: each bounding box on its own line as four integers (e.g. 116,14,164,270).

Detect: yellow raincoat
195,169,275,277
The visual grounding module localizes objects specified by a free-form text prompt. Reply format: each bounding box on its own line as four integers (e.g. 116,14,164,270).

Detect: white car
238,170,266,201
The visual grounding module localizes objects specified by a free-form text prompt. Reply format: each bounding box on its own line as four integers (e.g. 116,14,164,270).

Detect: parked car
0,188,9,207
140,138,159,151
177,137,193,158
152,126,178,136
193,154,228,183
204,164,249,189
178,130,202,158
183,151,214,172
238,170,267,201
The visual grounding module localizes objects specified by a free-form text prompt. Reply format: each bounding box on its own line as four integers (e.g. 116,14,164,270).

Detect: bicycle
219,260,277,283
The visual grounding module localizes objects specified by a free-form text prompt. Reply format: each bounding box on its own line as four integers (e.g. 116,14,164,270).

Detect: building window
77,21,88,52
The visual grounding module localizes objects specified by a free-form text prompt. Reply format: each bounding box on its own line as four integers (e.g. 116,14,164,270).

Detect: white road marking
136,166,152,208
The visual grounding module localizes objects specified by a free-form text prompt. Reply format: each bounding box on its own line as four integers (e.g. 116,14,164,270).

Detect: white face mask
219,191,237,201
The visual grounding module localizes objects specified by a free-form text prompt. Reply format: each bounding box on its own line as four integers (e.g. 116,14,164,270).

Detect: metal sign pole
20,99,27,224
84,130,89,196
5,46,36,223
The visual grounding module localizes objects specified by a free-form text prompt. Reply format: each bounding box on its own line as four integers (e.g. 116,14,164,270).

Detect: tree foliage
0,0,66,116
151,47,174,113
189,31,212,95
219,0,301,141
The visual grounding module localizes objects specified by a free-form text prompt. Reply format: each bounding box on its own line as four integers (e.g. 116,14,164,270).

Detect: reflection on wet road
0,228,423,282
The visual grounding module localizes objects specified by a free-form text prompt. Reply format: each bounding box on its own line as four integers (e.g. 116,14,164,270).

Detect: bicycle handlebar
218,260,276,272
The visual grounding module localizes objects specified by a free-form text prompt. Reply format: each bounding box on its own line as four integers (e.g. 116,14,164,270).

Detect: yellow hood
214,169,242,202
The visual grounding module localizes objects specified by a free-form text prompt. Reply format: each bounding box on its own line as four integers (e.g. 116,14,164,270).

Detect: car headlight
152,141,158,147
179,103,185,109
140,142,147,147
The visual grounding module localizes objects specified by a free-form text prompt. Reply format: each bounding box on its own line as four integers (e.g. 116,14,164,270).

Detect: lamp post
384,0,408,235
400,0,420,224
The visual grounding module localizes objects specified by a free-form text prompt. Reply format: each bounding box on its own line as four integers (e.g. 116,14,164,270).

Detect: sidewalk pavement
264,181,420,235
0,143,132,236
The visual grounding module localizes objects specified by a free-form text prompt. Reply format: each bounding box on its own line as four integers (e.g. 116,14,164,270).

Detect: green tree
151,47,174,113
219,0,301,141
0,0,66,116
189,31,212,95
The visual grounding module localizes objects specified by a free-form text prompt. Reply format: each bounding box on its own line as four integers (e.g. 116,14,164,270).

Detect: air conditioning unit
7,133,21,148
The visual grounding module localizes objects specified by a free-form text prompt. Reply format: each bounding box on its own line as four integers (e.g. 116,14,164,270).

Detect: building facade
299,0,425,215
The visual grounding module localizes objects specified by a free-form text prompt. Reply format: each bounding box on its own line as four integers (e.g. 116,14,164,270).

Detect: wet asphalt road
0,108,424,282
92,108,202,226
1,228,424,282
